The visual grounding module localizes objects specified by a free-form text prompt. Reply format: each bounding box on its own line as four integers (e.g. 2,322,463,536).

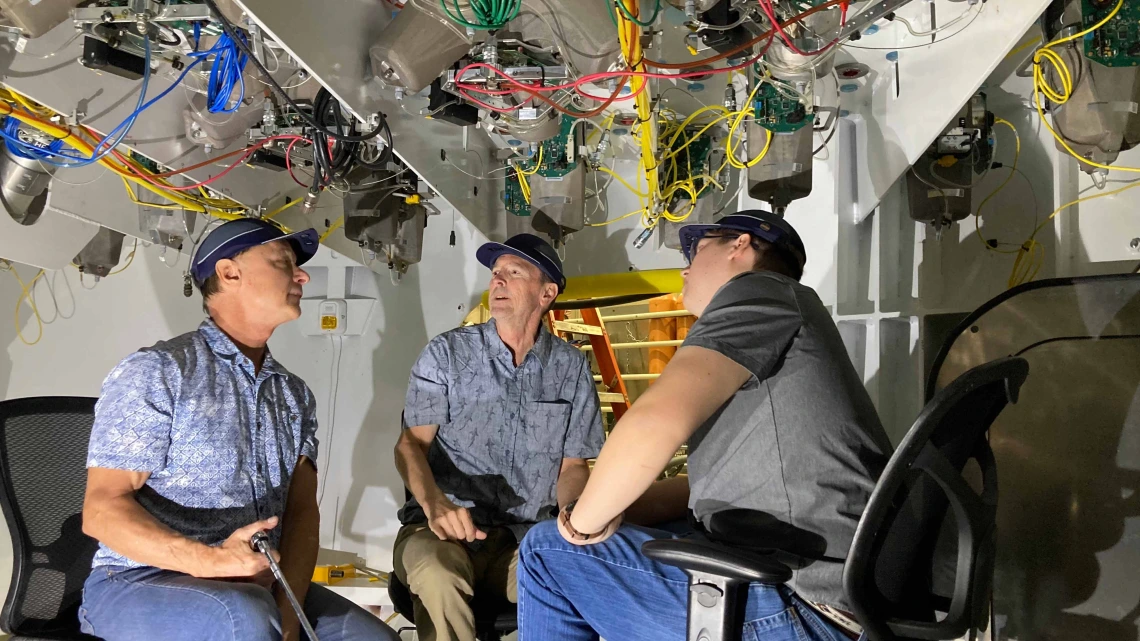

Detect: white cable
893,2,978,38
317,335,342,507
18,31,82,59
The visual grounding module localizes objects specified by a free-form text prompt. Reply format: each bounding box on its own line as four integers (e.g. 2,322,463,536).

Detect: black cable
202,0,389,143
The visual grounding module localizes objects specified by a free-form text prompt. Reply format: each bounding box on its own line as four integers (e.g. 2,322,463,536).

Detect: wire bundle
439,0,522,31
190,23,249,114
2,116,67,160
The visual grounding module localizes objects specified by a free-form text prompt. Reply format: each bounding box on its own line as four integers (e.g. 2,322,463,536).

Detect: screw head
1130,237,1140,251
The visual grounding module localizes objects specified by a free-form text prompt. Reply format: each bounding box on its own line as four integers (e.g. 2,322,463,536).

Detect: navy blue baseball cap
678,210,807,280
477,233,566,293
190,218,320,286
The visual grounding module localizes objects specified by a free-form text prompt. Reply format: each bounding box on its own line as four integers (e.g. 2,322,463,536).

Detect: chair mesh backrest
0,397,99,639
844,358,1028,641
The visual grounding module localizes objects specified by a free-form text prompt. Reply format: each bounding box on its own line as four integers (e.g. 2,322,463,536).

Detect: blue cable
25,39,206,169
2,115,67,160
30,38,155,168
188,26,248,114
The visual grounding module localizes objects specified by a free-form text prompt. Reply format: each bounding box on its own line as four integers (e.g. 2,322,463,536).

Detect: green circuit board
753,82,811,134
501,117,579,215
662,129,717,200
531,116,580,179
1083,0,1140,67
504,172,530,217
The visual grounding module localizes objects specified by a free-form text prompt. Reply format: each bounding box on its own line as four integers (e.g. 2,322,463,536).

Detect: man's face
489,253,555,320
226,241,310,324
681,234,746,317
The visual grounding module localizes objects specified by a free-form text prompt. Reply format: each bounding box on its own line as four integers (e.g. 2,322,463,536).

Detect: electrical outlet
318,299,348,335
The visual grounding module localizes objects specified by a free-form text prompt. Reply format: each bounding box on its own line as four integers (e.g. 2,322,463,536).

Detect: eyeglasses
686,232,762,265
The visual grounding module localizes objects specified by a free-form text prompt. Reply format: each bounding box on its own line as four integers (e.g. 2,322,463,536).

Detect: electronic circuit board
501,118,580,215
503,171,530,217
1083,0,1140,67
753,82,811,133
662,130,717,200
532,116,580,179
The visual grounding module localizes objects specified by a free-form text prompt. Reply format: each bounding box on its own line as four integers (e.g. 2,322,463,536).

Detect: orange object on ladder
549,309,631,421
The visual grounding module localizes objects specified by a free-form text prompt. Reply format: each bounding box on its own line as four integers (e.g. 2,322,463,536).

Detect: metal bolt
1130,237,1140,251
136,18,148,35
101,11,115,23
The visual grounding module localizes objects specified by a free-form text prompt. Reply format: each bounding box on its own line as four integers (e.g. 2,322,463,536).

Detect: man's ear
541,282,559,307
215,258,242,292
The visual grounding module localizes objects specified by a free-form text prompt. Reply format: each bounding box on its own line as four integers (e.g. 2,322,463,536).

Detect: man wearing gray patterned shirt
79,219,398,641
393,233,604,641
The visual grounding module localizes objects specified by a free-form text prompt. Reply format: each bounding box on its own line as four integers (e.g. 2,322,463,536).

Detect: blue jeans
79,566,399,641
518,521,853,641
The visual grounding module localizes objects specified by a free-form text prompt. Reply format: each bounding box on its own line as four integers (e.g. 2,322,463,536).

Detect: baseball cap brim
477,242,566,293
192,225,320,285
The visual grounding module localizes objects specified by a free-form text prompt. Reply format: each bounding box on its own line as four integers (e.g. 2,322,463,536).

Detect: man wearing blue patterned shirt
78,219,398,641
392,233,604,641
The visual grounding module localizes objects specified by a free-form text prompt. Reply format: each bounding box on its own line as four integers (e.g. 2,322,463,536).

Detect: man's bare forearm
395,430,445,508
83,492,210,576
557,459,591,510
275,457,320,640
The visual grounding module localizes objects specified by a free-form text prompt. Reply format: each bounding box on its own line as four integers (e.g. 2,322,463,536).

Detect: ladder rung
601,310,693,322
597,392,627,403
580,340,684,351
594,373,661,382
553,320,604,336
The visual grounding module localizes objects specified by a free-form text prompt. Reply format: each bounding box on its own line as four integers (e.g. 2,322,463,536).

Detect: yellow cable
264,196,304,220
974,118,1023,255
1031,0,1140,173
1008,177,1140,287
597,166,649,198
586,209,643,227
0,99,249,219
2,262,45,346
108,240,139,276
319,218,344,243
1005,35,1042,61
727,77,771,170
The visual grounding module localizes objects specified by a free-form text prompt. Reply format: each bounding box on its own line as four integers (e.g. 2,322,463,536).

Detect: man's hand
193,517,280,578
424,496,487,542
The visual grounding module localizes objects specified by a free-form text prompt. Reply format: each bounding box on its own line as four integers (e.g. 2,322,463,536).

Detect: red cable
757,0,846,57
115,135,306,192
286,137,310,188
454,43,771,106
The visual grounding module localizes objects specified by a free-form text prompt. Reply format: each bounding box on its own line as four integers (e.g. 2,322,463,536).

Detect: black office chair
388,571,517,640
0,397,101,641
643,357,1029,641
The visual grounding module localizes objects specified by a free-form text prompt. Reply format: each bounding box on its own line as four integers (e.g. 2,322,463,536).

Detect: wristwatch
560,500,606,541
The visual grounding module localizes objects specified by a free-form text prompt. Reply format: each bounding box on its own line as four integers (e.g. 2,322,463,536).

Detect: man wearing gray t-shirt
517,211,891,641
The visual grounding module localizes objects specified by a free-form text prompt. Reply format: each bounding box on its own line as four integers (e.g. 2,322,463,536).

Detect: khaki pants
392,524,518,641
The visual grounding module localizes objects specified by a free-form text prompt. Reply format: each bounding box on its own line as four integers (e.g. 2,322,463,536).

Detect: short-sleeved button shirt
682,271,892,610
86,319,319,569
400,320,604,540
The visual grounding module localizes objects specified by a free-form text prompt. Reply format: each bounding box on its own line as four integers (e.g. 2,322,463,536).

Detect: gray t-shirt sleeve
682,274,804,381
563,354,605,459
402,337,451,429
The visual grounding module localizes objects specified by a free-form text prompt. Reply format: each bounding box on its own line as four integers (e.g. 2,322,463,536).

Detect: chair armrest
642,539,793,584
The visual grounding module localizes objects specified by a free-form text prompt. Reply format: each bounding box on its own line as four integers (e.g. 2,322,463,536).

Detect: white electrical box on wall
318,299,348,335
